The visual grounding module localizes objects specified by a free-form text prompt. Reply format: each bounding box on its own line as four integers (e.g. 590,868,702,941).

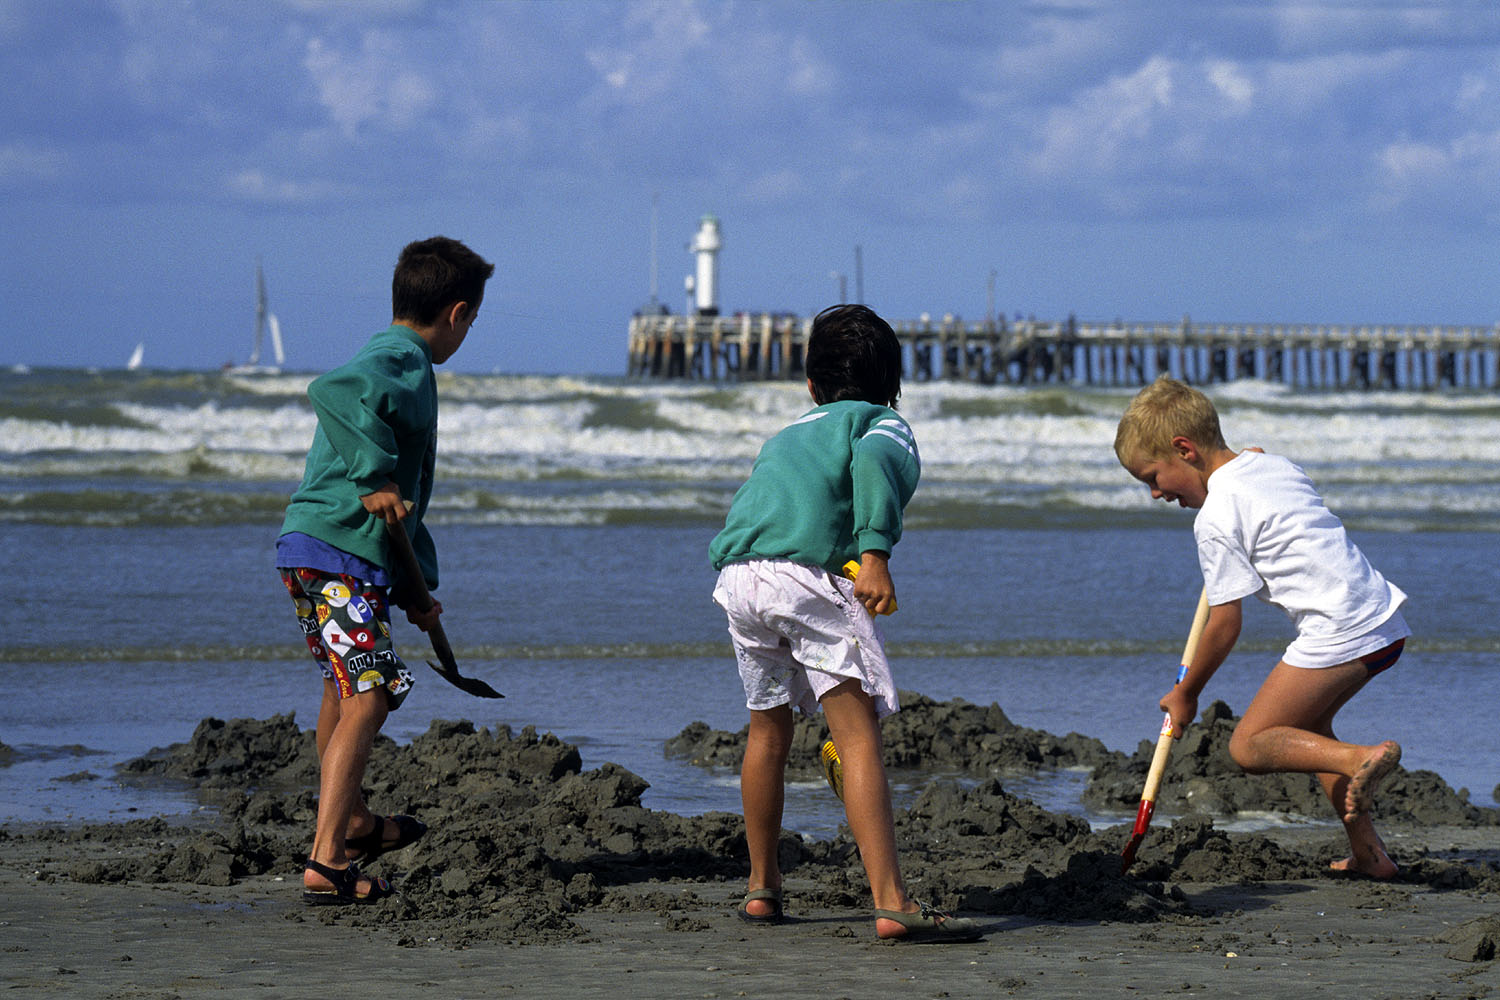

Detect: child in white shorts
708,304,980,944
1117,377,1410,880
714,559,899,719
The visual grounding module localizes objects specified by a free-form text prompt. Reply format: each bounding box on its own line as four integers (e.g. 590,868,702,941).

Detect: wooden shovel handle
1140,587,1211,802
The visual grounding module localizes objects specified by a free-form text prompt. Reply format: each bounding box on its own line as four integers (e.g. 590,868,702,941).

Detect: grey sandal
874,900,981,942
736,887,784,924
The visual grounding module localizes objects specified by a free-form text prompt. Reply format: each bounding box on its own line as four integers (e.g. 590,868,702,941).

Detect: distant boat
126,342,144,371
224,261,285,375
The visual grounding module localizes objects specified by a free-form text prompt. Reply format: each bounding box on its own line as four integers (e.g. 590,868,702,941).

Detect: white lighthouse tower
688,214,722,316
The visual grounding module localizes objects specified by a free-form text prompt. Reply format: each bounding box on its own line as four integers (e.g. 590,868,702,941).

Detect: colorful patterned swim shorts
280,567,414,708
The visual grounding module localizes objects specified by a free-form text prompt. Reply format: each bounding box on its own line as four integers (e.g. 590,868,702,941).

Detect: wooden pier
627,313,1500,390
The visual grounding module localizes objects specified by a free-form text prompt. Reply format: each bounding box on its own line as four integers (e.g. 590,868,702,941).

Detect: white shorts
712,559,899,718
1282,609,1412,669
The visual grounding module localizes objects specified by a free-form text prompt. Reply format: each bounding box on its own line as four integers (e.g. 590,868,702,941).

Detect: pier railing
627,313,1500,390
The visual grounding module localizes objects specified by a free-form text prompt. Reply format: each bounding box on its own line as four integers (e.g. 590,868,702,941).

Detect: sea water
1,368,1496,832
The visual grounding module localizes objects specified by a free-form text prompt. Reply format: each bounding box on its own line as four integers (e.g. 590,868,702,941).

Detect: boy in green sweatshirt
709,304,980,943
277,236,493,905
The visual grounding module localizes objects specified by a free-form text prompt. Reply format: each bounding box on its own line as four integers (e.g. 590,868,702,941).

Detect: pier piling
627,314,1500,389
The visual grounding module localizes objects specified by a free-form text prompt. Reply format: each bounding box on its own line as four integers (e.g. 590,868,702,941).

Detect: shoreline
3,706,1498,997
3,823,1497,999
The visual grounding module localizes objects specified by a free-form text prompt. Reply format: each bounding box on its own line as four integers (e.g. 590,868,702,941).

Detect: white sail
268,313,285,366
126,342,144,371
226,261,284,375
248,262,267,365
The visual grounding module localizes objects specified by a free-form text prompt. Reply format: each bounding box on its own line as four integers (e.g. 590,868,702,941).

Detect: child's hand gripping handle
1120,587,1210,873
841,560,895,615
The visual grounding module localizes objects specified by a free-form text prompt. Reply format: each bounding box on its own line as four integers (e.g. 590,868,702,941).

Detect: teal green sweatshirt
279,324,440,589
709,400,920,573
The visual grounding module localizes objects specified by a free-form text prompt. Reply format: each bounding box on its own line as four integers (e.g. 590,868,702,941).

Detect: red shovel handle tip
1130,797,1156,836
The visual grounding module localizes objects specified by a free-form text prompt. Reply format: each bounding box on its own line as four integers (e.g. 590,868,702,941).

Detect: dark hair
805,304,903,408
391,236,495,326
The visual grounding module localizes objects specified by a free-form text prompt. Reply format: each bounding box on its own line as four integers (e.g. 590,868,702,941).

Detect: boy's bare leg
305,686,389,894
315,680,379,842
819,680,919,937
1230,659,1400,878
741,705,793,918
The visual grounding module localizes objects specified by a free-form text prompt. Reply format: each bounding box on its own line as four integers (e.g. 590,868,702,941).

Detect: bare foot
1344,740,1401,822
1329,848,1398,880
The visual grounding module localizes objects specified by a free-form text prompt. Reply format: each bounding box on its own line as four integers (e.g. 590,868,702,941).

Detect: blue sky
4,1,1500,374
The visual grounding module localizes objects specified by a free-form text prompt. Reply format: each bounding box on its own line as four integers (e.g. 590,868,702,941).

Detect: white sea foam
3,372,1496,529
219,373,315,396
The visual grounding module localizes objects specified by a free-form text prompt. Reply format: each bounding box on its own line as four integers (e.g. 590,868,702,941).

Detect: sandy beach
3,843,1498,1000
3,700,1497,999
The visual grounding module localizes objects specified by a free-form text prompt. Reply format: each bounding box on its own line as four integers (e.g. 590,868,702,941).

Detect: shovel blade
426,660,504,699
819,740,845,801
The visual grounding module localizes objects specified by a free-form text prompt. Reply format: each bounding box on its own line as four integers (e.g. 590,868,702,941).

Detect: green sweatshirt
709,400,920,573
279,324,440,588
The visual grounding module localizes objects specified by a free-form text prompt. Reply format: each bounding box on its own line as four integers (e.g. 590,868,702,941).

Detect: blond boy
1115,377,1410,878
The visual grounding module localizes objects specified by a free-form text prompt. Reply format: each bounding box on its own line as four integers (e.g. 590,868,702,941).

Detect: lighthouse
688,214,721,316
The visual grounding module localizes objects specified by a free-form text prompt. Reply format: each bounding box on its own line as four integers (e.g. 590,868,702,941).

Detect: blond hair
1114,376,1227,463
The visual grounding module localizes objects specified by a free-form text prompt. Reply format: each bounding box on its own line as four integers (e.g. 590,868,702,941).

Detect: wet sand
3,698,1497,998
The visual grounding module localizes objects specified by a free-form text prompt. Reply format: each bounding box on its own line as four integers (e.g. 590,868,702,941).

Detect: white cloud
1206,60,1255,109
742,168,805,205
302,32,437,136
225,168,344,204
1261,50,1407,112
1028,55,1177,179
0,142,67,184
584,0,713,105
1373,127,1500,219
1270,2,1500,54
1377,140,1450,184
985,9,1123,100
783,35,833,98
9,2,1500,230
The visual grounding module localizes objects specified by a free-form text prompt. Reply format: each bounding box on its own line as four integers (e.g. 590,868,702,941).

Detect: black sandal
344,814,427,864
302,859,394,906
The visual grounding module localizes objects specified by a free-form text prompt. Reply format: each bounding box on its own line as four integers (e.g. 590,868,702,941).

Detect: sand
2,697,1497,999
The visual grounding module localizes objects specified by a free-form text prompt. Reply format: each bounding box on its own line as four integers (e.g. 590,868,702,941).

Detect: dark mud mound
889,778,1197,922
1443,914,1500,962
119,713,319,798
885,782,1323,922
110,717,758,945
667,691,1121,778
18,817,291,888
1084,701,1500,827
899,778,1093,866
339,721,757,945
1116,814,1322,884
69,825,286,887
100,716,1203,930
7,712,1495,946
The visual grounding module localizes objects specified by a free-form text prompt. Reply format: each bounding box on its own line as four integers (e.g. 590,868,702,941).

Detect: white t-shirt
1194,451,1406,661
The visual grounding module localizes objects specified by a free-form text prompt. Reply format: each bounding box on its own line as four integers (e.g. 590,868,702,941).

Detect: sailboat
125,342,144,371
225,261,285,375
